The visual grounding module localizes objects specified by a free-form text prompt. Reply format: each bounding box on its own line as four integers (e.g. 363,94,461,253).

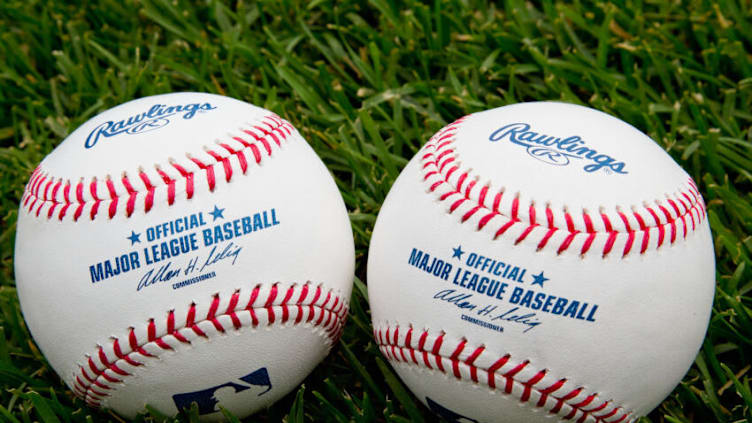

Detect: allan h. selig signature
433,288,542,333
137,241,242,291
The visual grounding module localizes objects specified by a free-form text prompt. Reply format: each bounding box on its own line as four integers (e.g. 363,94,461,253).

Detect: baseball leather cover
15,92,354,419
368,102,715,423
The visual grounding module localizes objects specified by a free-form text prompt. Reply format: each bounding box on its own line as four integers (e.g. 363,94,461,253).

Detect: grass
0,0,750,421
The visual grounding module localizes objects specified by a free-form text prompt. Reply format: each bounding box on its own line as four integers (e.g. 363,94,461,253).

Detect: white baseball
15,92,354,419
368,102,714,422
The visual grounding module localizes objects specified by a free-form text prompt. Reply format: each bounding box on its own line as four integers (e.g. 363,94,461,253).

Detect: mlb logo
172,368,272,415
426,397,478,423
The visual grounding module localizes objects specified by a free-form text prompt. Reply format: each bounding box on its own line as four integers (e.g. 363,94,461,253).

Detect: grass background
0,0,750,421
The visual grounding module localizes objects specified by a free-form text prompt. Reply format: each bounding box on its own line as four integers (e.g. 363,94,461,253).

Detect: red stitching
21,114,293,222
121,175,137,218
48,180,62,218
138,172,155,213
376,325,634,423
242,128,272,155
421,116,707,258
155,168,176,206
73,282,347,408
105,178,118,218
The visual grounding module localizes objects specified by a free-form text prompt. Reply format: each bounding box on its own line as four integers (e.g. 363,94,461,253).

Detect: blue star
452,245,465,260
531,271,549,287
209,205,225,221
127,230,141,245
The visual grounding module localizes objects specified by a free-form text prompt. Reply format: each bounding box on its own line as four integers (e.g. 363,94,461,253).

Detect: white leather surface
15,93,354,419
368,102,715,422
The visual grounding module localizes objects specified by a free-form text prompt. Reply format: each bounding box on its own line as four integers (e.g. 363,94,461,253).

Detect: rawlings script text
489,122,628,174
85,102,217,148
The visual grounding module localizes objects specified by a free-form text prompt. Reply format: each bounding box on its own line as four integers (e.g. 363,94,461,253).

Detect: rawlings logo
489,122,627,174
85,102,217,148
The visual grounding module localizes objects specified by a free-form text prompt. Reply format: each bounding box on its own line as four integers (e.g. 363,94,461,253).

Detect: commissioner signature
433,289,543,333
136,241,242,291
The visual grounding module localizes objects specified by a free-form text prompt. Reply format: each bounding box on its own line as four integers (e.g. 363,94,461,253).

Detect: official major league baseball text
15,92,355,419
368,102,714,423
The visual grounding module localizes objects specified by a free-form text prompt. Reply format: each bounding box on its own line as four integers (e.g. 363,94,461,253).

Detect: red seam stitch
456,171,468,193
121,175,137,217
420,119,706,259
243,128,272,155
377,325,634,423
478,185,489,206
189,156,216,192
156,168,176,206
465,345,484,383
663,206,677,244
23,169,39,208
464,178,477,198
74,283,347,407
47,201,58,219
256,122,280,146
34,172,46,199
564,212,575,232
440,190,456,202
503,360,528,394
226,290,241,329
51,179,63,204
450,338,467,379
633,212,650,254
445,165,459,181
73,181,84,221
597,406,619,420
206,149,233,183
439,156,456,174
395,327,408,362
207,294,223,332
492,191,503,213
63,180,71,202
538,378,566,407
515,225,535,245
461,205,480,223
22,114,290,221
42,178,53,205
581,233,596,255
138,172,155,214
494,220,515,239
528,204,536,225
170,163,194,200
646,207,665,248
557,232,578,255
432,333,445,372
487,355,510,389
449,198,465,213
167,310,175,334
521,370,546,402
511,197,520,221
583,212,594,233
537,228,556,251
26,169,41,201
477,212,497,230
88,178,101,220
105,178,118,218
220,143,248,174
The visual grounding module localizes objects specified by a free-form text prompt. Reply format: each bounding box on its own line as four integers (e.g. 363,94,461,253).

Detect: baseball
368,102,715,422
14,93,354,419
